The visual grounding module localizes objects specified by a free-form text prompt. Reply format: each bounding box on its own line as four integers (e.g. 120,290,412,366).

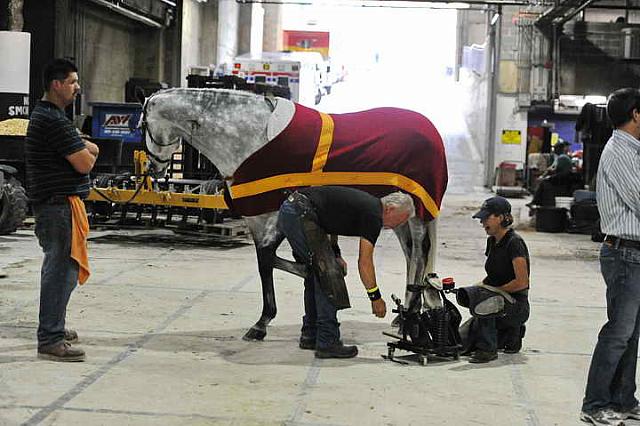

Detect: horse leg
393,222,414,310
394,217,442,312
242,213,285,341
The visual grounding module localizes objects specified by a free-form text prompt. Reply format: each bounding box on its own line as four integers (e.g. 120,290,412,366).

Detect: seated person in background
528,140,579,207
465,196,531,364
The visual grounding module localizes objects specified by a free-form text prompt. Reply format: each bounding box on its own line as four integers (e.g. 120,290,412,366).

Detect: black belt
34,195,69,205
287,191,313,206
605,235,640,250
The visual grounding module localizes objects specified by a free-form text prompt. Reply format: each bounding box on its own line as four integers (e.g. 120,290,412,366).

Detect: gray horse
142,87,448,340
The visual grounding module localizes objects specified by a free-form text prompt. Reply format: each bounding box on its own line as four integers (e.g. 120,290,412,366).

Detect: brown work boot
64,329,78,344
38,341,85,362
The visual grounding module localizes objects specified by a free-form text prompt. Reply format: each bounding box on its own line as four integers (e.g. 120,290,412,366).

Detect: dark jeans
34,201,79,348
583,243,640,413
474,295,530,352
277,196,340,349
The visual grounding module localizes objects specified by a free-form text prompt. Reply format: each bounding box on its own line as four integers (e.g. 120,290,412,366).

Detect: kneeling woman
467,196,530,363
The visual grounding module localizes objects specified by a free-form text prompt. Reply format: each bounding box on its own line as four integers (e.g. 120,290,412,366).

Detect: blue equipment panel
90,102,143,143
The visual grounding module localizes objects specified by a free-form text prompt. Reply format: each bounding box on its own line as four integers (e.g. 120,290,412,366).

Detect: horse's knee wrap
301,217,351,310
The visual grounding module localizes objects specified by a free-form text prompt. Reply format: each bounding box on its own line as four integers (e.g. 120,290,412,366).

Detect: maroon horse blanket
226,103,448,220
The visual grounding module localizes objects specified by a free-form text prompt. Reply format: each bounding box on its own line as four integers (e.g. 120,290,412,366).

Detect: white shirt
597,129,640,240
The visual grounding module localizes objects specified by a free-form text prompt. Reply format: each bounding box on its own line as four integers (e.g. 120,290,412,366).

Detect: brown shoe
64,329,78,344
38,341,85,362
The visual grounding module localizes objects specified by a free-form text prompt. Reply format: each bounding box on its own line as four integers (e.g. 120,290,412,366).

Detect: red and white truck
231,51,325,107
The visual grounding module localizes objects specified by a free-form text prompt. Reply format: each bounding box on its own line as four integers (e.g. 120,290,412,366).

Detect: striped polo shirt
596,129,640,241
25,101,90,202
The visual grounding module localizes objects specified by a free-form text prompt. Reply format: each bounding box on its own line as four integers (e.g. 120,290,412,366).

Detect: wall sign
501,129,521,145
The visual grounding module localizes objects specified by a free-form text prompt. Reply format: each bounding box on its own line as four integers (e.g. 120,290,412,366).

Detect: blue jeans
474,295,529,352
277,197,340,349
583,243,640,413
34,201,79,348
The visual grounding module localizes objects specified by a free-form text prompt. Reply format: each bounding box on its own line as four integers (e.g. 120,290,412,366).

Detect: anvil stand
382,284,461,366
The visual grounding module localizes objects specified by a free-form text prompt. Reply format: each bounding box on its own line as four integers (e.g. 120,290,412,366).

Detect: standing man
581,88,640,426
26,59,98,362
277,186,414,359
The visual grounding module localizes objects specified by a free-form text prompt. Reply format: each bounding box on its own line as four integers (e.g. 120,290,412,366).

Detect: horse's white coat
266,99,295,141
145,88,274,178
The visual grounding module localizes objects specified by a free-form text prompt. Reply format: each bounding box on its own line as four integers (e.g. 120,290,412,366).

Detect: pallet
202,220,249,237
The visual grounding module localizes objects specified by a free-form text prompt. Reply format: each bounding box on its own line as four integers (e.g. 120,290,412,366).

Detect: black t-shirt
300,186,383,245
483,229,530,294
25,100,90,201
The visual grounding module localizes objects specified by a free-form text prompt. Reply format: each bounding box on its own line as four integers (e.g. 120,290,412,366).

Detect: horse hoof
243,327,266,341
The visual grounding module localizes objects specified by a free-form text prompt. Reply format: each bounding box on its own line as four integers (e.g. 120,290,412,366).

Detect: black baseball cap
472,196,512,220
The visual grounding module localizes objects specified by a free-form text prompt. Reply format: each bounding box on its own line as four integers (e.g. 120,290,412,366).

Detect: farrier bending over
277,186,414,359
465,196,530,364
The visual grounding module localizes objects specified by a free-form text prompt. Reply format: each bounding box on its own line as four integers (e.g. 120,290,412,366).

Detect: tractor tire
0,177,28,235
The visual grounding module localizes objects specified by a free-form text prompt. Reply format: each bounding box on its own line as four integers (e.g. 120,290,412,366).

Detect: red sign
283,30,330,59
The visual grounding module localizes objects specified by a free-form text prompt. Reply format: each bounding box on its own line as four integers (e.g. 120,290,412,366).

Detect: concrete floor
0,192,631,426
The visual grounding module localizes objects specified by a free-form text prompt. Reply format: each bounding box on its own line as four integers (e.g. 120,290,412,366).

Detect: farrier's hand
371,298,386,318
336,256,347,276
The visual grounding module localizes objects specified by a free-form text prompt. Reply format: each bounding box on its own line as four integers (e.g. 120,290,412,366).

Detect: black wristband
367,286,381,301
332,244,341,257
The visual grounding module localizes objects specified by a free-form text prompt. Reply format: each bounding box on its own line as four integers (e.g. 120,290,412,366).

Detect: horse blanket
225,103,448,220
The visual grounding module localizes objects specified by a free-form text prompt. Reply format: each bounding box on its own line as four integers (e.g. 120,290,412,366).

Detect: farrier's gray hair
381,191,415,218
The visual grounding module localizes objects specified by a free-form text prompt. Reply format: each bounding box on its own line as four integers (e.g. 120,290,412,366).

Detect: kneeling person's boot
504,325,525,354
38,341,85,362
315,343,358,359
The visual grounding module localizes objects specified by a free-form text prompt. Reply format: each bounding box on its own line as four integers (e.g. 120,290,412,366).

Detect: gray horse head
143,88,293,179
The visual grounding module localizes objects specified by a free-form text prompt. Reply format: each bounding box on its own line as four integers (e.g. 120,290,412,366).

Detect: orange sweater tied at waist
68,196,90,285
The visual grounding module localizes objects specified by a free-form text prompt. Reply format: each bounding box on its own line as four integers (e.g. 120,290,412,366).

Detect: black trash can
536,207,568,233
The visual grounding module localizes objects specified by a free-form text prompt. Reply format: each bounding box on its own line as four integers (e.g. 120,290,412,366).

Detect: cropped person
580,88,640,426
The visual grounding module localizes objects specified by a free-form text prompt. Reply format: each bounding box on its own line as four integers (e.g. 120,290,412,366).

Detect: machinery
0,163,28,235
0,32,30,235
85,150,242,236
383,275,462,365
